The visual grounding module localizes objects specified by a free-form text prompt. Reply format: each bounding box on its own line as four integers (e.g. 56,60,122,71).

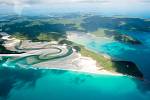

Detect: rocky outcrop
112,60,143,79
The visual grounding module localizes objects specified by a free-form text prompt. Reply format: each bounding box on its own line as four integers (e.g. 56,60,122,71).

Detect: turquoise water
98,34,150,81
1,3,150,98
1,35,150,100
0,68,150,100
71,31,150,81
1,32,150,100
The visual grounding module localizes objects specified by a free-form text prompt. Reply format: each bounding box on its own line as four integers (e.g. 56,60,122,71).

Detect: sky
0,0,150,5
0,0,150,17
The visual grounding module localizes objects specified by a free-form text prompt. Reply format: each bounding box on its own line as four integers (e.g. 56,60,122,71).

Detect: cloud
0,0,109,15
0,0,30,15
142,0,150,3
0,0,110,5
0,0,148,5
0,0,149,15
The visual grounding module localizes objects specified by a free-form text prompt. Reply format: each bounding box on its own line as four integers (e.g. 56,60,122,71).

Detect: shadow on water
0,56,69,100
49,69,68,75
70,75,87,85
69,74,92,85
112,59,150,93
132,78,150,93
0,67,45,99
110,53,150,93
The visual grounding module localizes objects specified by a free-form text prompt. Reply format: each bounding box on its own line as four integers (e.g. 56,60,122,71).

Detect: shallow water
1,3,150,98
0,68,150,100
70,31,150,81
1,31,150,100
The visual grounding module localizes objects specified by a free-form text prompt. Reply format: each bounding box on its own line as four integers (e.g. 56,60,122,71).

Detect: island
0,14,146,79
0,31,143,79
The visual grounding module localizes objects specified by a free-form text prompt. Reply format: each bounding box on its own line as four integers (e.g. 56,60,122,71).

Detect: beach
1,34,122,76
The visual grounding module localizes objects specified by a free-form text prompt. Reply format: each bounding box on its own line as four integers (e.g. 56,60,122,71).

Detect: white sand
33,52,123,76
1,35,123,76
72,54,123,76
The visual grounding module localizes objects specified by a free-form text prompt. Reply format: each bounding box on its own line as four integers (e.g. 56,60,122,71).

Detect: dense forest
1,15,150,41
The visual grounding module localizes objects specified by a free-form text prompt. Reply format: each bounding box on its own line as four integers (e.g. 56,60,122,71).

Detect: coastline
32,52,123,76
0,34,127,77
37,67,124,76
66,32,143,78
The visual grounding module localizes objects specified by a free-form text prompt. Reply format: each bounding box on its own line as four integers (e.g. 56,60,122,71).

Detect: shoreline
0,34,123,77
31,53,123,76
66,32,144,78
26,66,124,76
